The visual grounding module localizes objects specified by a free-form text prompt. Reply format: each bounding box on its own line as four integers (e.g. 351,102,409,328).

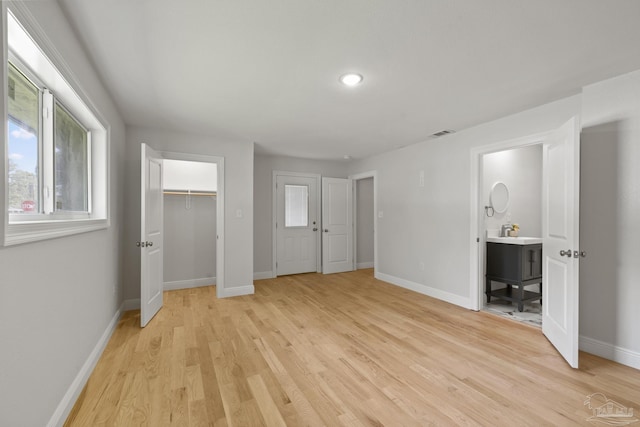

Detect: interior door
276,175,319,275
542,116,580,368
140,143,164,327
322,177,353,274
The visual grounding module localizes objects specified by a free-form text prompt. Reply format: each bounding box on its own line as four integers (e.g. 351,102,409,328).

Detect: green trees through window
7,60,89,215
55,103,88,212
7,62,39,213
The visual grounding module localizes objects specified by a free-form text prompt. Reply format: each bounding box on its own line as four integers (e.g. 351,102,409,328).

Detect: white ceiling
59,0,640,160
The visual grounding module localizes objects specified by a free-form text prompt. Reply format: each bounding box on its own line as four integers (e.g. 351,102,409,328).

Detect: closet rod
163,190,217,197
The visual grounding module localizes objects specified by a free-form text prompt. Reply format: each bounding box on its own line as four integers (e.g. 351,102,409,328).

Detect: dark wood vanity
486,241,542,312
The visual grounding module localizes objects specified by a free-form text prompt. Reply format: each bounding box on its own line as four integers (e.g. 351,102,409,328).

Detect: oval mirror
490,181,509,214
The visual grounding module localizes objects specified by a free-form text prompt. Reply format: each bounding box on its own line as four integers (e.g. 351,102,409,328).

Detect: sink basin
486,236,542,245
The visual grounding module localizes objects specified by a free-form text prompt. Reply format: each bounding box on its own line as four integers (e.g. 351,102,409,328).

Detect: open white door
140,143,164,327
322,177,353,274
542,116,580,368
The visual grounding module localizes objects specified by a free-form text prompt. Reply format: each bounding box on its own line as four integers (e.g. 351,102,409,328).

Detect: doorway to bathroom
469,116,581,368
480,145,543,328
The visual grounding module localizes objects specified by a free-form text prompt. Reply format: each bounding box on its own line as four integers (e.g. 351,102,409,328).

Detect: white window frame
3,6,110,246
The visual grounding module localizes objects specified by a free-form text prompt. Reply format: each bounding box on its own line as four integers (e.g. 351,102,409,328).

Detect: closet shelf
163,190,217,197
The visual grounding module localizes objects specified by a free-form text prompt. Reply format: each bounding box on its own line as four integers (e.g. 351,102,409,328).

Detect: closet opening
162,155,224,296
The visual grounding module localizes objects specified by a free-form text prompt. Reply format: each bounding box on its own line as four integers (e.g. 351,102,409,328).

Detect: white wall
348,95,581,308
164,159,217,192
163,194,216,287
482,145,542,237
579,69,640,366
356,177,374,267
0,2,126,426
124,126,253,300
253,154,348,276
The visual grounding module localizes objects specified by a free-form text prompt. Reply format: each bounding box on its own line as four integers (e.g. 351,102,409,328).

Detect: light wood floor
65,270,640,426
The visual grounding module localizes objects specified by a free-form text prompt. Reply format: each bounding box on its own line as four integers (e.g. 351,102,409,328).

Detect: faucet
501,224,512,237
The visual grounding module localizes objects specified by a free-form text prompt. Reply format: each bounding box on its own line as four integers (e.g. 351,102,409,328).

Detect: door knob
313,228,318,231
559,249,572,257
324,229,329,232
148,241,153,247
575,250,586,258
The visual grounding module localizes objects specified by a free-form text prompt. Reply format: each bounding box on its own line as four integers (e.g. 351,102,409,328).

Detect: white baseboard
254,271,274,280
579,335,640,370
123,298,140,311
47,303,123,427
124,281,255,308
357,262,374,269
375,272,473,310
164,276,215,291
219,284,255,298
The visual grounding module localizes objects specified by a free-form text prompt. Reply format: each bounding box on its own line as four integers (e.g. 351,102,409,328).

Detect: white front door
275,175,319,275
140,143,164,327
322,177,353,274
542,116,581,368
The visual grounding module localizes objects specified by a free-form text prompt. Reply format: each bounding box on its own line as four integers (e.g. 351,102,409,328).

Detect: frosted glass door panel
285,185,309,227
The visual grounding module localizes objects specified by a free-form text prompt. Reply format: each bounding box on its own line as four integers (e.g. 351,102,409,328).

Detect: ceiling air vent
431,129,456,138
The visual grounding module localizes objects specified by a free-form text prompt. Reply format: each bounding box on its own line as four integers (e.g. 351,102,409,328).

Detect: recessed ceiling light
340,73,363,86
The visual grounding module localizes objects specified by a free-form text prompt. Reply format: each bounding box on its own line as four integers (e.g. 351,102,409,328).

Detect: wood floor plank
66,270,640,426
247,374,287,427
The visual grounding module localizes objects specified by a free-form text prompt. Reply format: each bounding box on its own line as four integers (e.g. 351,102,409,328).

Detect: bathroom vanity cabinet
485,241,542,312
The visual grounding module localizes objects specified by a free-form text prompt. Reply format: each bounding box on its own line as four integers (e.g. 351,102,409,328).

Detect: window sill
5,218,109,246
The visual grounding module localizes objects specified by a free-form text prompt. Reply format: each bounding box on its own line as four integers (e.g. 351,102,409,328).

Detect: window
54,102,89,212
7,62,40,214
285,185,309,227
8,62,91,216
4,9,108,245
